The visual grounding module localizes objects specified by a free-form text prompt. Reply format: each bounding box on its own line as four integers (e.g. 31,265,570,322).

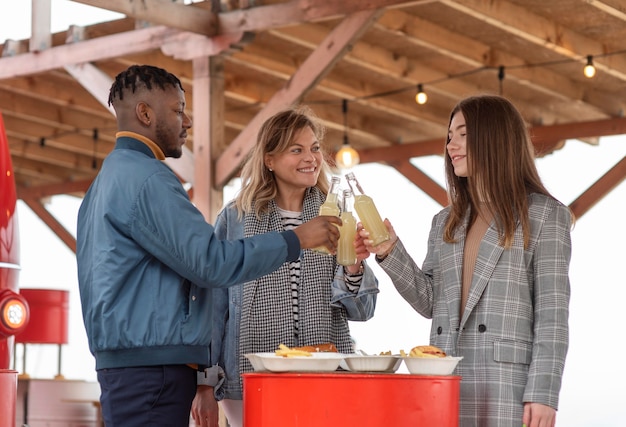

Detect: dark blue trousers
97,365,196,426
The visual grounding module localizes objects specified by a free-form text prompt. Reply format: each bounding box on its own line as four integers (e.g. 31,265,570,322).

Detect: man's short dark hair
108,65,185,106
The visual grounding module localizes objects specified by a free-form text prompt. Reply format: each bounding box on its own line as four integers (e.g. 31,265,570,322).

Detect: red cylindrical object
0,111,21,370
15,289,69,344
0,369,17,426
243,372,460,427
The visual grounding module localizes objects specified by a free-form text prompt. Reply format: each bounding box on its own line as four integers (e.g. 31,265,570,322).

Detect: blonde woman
192,106,379,427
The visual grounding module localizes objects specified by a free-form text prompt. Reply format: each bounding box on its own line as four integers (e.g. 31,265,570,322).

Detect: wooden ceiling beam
17,180,93,199
3,115,114,157
0,76,112,118
357,116,626,164
265,14,614,131
215,9,387,187
225,37,452,142
5,126,114,159
440,0,626,81
216,0,430,34
8,139,101,172
0,25,180,79
0,92,117,138
531,117,626,153
0,23,241,79
580,0,626,23
569,155,626,218
390,159,448,206
11,156,83,183
64,63,116,115
25,128,111,158
266,24,454,125
359,139,443,164
225,53,448,145
21,196,77,253
10,156,102,183
71,0,427,36
71,0,218,37
374,8,624,119
0,0,622,224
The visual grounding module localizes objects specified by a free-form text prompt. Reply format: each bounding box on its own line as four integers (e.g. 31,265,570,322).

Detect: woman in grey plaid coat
362,95,572,427
192,106,379,427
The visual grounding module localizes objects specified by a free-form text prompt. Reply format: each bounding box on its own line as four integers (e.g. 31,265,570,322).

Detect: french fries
275,344,312,358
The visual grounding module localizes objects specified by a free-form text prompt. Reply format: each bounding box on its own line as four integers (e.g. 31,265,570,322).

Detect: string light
415,84,427,105
92,128,99,169
32,48,624,154
335,99,360,169
498,65,505,95
583,55,596,78
303,49,626,112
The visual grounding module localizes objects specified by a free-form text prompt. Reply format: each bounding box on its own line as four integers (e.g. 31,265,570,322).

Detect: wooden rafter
390,159,448,206
3,0,626,247
21,197,77,252
70,0,430,35
357,116,626,165
569,156,626,218
215,8,389,187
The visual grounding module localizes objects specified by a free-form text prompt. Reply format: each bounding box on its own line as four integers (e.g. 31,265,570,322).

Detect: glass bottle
345,172,390,246
337,189,358,266
313,176,341,254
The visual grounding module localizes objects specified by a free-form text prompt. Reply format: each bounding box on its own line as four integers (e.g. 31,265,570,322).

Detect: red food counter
243,372,460,427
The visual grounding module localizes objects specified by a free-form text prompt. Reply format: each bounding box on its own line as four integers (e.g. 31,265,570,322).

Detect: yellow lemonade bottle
337,189,357,266
313,176,341,254
345,172,390,247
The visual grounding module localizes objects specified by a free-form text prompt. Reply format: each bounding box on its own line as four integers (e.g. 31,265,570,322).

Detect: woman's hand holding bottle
344,222,371,275
359,218,398,260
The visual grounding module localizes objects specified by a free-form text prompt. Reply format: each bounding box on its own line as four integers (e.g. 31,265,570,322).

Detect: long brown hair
443,95,557,248
235,106,331,219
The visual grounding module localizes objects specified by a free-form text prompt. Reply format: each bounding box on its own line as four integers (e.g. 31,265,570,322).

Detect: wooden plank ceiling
1,0,625,251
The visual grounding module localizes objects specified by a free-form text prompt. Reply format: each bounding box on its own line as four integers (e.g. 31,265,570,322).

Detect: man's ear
136,102,151,126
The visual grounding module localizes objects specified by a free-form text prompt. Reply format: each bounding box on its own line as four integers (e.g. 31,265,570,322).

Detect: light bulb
415,84,427,105
583,55,596,78
335,144,360,169
415,91,428,105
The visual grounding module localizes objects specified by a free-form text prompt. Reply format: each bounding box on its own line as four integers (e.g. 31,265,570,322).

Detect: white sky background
3,2,626,426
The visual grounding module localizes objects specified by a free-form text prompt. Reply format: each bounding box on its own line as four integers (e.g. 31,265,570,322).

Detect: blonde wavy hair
234,106,332,219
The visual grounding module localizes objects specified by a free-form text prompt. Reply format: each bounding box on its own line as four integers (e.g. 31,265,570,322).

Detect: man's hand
294,215,341,253
190,386,219,427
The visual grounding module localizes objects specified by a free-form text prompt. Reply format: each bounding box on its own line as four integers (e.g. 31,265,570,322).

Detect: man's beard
155,121,182,158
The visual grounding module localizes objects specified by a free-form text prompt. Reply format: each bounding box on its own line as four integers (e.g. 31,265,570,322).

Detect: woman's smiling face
447,111,469,177
265,125,323,192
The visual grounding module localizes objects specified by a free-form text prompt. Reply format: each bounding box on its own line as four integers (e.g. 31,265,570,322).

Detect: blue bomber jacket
76,134,301,370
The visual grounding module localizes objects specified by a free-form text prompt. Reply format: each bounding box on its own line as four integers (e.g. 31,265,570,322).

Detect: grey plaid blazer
379,193,571,427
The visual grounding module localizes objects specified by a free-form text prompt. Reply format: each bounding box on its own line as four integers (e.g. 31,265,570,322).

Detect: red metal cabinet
244,372,460,427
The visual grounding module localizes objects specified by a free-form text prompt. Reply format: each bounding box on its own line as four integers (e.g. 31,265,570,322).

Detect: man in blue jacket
76,64,341,427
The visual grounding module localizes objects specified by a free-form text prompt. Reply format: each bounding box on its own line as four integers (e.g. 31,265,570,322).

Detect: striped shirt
277,207,303,340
